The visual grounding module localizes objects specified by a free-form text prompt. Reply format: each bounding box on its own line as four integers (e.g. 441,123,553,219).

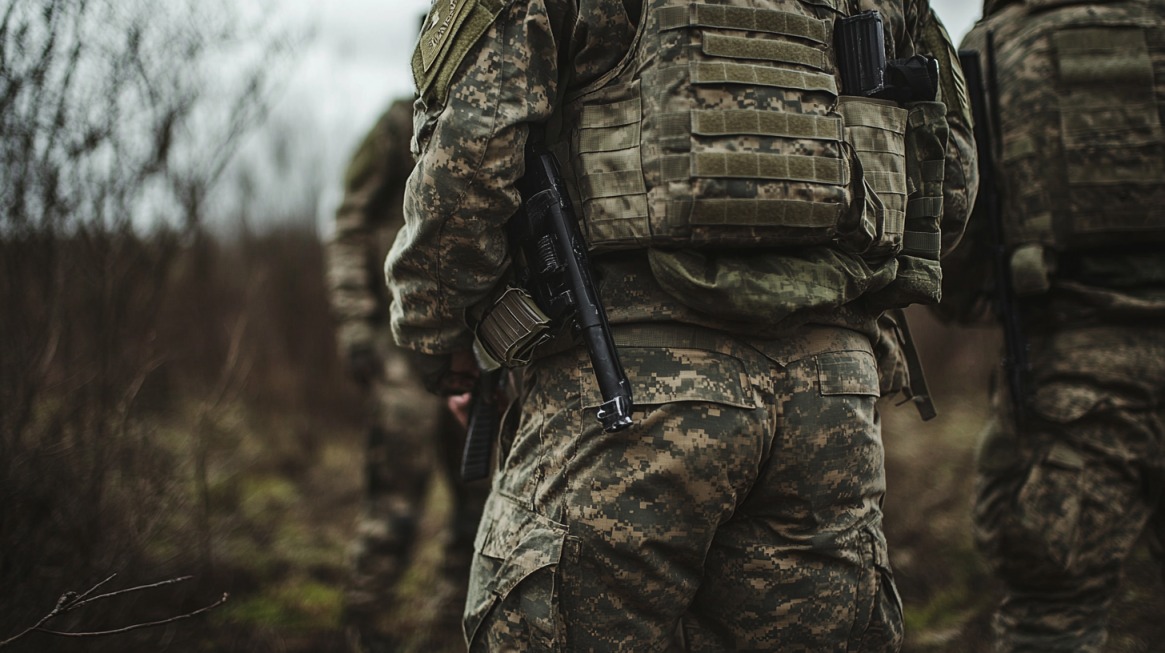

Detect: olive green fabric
413,0,512,107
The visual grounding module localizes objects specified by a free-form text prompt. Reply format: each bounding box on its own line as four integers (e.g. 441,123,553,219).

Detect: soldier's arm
929,21,996,324
386,0,576,356
327,104,412,369
906,0,980,257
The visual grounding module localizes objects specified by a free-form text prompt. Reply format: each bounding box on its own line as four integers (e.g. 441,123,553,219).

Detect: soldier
326,98,486,653
388,0,976,650
948,2,1165,651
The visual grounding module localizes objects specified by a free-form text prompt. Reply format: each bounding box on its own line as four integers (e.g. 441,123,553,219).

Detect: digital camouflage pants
974,325,1165,652
346,347,487,652
465,324,903,652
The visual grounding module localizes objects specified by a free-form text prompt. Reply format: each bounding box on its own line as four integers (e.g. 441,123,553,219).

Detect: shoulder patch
411,0,510,106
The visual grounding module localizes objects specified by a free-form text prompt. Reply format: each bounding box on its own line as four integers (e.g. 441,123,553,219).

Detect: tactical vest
553,0,947,273
993,0,1165,252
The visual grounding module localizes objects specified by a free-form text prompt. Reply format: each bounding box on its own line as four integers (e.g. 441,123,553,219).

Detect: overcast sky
232,0,982,233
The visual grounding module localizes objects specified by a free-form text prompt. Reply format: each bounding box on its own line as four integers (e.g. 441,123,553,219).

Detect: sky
232,0,982,234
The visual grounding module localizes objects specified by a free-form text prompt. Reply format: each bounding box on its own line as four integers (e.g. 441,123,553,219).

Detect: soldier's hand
408,349,478,396
447,393,472,429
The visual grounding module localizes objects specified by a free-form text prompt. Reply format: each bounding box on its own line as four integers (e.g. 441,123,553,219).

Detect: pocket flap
1032,381,1106,424
817,350,880,396
581,346,757,410
475,491,567,598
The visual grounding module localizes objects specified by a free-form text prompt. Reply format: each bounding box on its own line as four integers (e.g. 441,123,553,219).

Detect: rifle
460,135,635,481
509,136,634,432
959,37,1032,425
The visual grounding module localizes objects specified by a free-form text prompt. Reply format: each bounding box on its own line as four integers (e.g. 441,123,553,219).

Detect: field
5,1,1161,650
2,231,1163,653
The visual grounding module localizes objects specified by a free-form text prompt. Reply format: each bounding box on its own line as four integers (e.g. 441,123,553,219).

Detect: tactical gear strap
580,97,641,128
579,170,647,201
902,230,941,259
657,5,830,43
663,152,848,184
690,61,839,95
578,123,640,152
676,110,844,141
703,34,827,70
839,97,910,255
668,198,843,227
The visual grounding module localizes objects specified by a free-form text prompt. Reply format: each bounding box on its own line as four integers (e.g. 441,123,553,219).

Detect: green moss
215,580,344,630
239,476,299,518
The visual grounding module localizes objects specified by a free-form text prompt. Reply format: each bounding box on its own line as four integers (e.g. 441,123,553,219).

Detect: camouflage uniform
388,0,975,649
326,98,486,652
954,2,1165,650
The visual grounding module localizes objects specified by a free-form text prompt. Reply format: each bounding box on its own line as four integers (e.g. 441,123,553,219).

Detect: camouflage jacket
943,1,1165,328
327,99,416,357
388,0,978,355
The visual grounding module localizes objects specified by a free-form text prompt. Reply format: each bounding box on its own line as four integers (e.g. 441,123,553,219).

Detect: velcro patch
419,0,474,73
411,0,510,105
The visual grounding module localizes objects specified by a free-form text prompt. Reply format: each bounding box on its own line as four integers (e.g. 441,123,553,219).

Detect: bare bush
0,0,290,648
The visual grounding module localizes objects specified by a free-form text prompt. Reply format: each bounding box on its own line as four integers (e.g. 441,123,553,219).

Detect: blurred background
2,1,1161,652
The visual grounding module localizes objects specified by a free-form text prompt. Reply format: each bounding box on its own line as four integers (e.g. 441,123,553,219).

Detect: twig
36,593,229,639
67,575,194,612
0,575,227,649
69,573,118,605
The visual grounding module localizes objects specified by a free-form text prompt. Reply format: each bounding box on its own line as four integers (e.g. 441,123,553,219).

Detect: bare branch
0,576,227,649
70,573,119,605
35,593,229,639
66,575,195,612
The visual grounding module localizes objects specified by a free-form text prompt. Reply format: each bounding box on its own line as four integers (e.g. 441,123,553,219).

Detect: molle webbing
657,5,831,43
562,0,860,251
689,62,839,94
577,98,645,204
678,110,844,140
900,101,948,261
902,230,941,257
839,97,909,253
1055,29,1154,85
995,6,1165,250
702,34,828,69
667,198,843,227
581,98,642,129
661,153,848,184
1054,28,1162,185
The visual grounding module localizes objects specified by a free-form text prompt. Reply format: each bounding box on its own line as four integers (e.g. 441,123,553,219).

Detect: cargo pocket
1012,441,1085,573
579,344,758,411
850,528,905,651
1031,379,1107,425
465,491,569,652
816,349,881,398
